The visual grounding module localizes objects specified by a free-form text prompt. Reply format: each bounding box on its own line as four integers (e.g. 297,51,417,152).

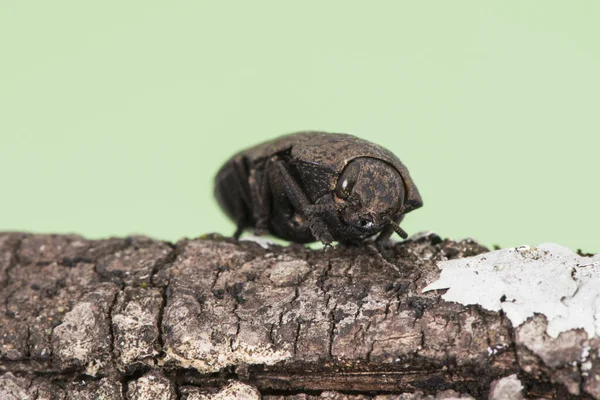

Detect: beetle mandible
214,131,423,245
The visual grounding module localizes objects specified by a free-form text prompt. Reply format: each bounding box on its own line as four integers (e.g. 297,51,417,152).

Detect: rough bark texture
0,232,597,399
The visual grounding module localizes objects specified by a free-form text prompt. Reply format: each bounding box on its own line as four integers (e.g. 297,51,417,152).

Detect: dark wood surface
0,232,597,399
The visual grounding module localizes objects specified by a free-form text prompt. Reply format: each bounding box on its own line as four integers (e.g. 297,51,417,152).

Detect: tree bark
0,232,597,399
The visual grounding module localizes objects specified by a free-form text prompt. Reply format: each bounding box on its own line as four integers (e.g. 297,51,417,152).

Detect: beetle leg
376,214,406,243
258,164,272,228
233,225,245,240
249,159,273,235
274,160,333,245
306,211,334,245
274,161,309,209
370,215,405,269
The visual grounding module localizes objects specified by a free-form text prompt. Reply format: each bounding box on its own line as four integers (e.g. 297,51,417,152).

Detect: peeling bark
0,232,597,399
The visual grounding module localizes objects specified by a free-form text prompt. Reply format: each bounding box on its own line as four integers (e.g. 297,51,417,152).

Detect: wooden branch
0,232,597,399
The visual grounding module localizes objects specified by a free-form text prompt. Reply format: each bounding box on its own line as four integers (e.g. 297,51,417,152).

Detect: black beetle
214,131,422,245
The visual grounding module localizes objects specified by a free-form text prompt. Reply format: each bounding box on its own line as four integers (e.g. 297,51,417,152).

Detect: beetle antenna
385,216,408,239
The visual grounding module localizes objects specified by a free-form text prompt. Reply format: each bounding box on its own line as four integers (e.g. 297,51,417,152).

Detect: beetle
214,131,423,246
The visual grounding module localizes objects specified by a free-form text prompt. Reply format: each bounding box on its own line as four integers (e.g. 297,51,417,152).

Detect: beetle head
333,157,406,238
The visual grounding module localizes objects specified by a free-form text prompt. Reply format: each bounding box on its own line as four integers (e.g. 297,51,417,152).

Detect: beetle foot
253,218,269,236
233,225,245,240
253,227,267,236
320,232,334,247
323,242,334,251
308,215,333,246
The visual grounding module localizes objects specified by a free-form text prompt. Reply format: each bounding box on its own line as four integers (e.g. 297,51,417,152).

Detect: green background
1,2,598,252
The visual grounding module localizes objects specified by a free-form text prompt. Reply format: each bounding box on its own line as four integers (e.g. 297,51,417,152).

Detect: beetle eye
347,217,373,230
359,219,373,229
335,161,360,200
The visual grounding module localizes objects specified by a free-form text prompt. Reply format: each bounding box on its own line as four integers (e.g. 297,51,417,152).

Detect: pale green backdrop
1,2,598,252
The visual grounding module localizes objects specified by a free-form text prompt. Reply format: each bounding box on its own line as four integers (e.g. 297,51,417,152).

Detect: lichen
424,243,600,338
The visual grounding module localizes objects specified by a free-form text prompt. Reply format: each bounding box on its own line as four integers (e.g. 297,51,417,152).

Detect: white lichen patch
423,243,600,338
